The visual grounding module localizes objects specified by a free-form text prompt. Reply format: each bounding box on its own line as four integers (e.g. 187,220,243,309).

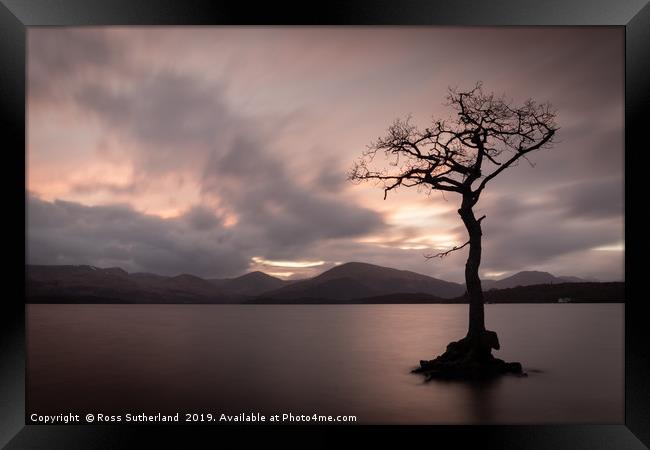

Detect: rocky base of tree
412,330,526,381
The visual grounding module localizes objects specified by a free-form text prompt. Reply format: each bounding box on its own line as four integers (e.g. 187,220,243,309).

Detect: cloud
27,195,248,277
74,72,234,174
28,28,120,103
551,177,624,220
476,190,623,277
202,136,385,253
27,189,383,279
26,72,386,277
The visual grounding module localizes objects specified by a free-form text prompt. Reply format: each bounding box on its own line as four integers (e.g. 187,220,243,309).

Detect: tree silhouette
349,82,558,379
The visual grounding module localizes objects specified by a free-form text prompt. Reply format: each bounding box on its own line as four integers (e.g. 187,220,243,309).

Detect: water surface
27,304,623,424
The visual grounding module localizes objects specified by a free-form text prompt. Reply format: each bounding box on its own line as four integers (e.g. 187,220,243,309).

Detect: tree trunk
458,196,485,339
413,196,524,379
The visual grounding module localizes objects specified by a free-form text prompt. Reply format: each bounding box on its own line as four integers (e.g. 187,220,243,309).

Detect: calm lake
26,303,623,424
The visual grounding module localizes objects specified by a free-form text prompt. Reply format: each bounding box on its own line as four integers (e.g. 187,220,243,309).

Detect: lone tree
349,83,558,379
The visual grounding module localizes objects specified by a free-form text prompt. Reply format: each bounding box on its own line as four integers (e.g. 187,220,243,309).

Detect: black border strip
2,0,648,25
1,1,648,448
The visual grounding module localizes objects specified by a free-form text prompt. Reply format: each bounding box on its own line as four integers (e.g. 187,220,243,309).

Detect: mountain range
26,262,621,304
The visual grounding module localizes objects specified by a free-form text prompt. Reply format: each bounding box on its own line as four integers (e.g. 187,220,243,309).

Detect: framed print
1,0,648,448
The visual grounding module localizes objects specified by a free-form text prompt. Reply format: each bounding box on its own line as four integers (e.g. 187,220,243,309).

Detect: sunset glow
251,257,326,269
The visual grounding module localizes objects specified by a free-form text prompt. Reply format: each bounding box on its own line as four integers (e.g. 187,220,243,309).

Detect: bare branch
472,128,555,199
349,82,558,204
425,240,470,259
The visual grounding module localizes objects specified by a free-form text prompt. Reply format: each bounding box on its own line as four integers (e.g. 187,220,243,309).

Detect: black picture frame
1,1,647,448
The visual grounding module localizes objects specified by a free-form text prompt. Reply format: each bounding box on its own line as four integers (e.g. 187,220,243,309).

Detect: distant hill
208,271,293,296
26,265,235,304
259,262,465,300
481,282,624,303
159,274,221,297
482,271,597,290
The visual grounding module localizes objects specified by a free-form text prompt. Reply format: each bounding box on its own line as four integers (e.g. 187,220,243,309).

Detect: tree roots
412,330,526,381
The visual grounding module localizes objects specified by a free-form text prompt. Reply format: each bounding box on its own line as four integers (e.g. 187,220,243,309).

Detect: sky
26,27,624,282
